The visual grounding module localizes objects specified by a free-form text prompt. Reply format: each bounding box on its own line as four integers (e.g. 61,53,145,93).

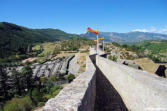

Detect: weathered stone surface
42,56,96,111
41,47,167,111
90,55,128,111
68,55,80,75
89,47,105,55
97,56,167,111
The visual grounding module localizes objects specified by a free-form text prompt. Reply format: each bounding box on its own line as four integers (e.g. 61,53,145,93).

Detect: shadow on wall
89,54,128,111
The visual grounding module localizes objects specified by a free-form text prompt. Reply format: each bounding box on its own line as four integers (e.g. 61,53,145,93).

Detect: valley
0,24,92,110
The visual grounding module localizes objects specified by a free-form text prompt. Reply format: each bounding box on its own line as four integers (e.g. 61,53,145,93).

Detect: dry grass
134,58,167,78
80,45,89,50
22,57,37,63
134,58,159,74
56,51,76,58
77,53,87,73
33,42,62,62
33,42,61,57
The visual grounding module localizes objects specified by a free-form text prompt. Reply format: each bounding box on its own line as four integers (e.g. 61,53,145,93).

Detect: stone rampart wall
96,56,167,111
43,56,96,111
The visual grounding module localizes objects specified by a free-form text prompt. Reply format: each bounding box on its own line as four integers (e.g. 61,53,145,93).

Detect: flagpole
103,40,104,51
96,33,98,55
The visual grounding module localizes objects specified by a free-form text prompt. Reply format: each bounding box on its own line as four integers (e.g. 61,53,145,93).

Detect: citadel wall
43,56,96,111
96,56,167,111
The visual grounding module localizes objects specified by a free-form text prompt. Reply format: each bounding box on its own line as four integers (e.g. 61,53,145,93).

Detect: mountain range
81,31,167,44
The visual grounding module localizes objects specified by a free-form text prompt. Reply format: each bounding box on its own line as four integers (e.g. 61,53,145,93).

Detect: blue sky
1,0,167,34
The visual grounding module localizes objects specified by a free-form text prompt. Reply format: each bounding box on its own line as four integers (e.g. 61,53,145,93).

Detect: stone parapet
96,56,167,111
43,56,96,111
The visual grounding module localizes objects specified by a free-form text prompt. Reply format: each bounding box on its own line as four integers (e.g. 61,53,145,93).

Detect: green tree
108,55,117,62
31,88,42,105
21,65,33,92
0,65,8,100
121,44,128,48
11,68,22,95
45,79,54,93
27,44,32,53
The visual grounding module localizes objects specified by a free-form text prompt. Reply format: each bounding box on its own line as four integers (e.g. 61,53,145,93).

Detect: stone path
90,55,128,111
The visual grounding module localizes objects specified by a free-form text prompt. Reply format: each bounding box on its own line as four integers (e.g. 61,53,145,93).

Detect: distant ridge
81,31,167,43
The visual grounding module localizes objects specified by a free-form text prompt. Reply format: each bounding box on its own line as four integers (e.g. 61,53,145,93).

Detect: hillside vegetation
112,40,167,62
32,37,93,63
105,42,138,60
0,22,78,59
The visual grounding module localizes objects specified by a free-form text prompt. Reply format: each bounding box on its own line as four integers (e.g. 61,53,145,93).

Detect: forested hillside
0,22,77,58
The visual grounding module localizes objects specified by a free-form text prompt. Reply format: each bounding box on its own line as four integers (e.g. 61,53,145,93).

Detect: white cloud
133,26,167,34
158,27,167,34
133,29,149,32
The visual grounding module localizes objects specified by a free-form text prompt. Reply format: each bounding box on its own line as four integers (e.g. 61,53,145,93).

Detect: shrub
37,102,45,107
104,47,111,52
4,97,33,111
121,44,128,48
108,55,117,62
4,102,18,111
31,88,42,105
66,74,75,83
52,89,62,97
38,53,44,57
58,74,65,80
40,77,47,85
44,85,63,99
43,94,52,100
49,75,59,82
32,59,37,63
46,79,54,93
50,85,63,94
0,102,4,111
